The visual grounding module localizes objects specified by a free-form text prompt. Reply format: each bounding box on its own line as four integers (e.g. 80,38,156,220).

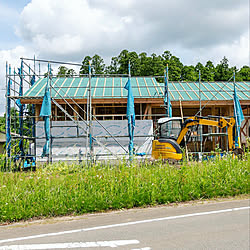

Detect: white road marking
0,206,249,244
131,247,151,250
0,240,140,249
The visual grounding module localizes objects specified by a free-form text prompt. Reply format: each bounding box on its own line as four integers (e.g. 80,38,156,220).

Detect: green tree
139,52,152,76
181,65,198,81
128,51,141,76
195,62,204,76
57,66,68,77
168,56,183,81
92,54,105,74
215,57,233,81
161,50,172,63
238,66,250,81
57,66,75,77
117,49,130,74
44,68,53,78
0,116,5,131
116,50,141,76
80,56,92,75
203,61,215,81
66,69,76,77
151,53,164,77
105,56,119,74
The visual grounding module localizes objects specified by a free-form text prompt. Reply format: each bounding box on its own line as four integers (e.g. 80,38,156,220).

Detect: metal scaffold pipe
199,70,202,158
88,60,93,163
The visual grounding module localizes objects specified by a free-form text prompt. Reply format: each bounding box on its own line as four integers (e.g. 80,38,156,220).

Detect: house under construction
5,58,250,167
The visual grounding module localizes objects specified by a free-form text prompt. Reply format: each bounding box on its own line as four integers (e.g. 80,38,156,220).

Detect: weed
0,153,249,223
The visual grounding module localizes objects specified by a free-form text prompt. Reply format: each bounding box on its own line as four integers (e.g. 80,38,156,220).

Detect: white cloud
14,0,248,65
17,0,138,59
166,32,249,68
0,46,35,116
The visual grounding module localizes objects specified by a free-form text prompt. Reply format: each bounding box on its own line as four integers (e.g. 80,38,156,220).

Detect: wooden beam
21,98,250,107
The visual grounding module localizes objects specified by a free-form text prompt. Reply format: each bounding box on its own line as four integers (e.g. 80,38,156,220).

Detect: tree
116,50,141,76
203,61,215,81
214,57,233,81
139,52,152,76
105,57,119,74
128,51,140,76
57,66,76,77
195,62,204,75
0,116,5,131
161,50,172,63
117,49,130,74
0,107,32,134
168,56,183,81
57,66,68,77
238,66,250,81
44,68,53,78
76,50,247,83
151,53,164,77
92,54,105,74
181,65,198,81
66,69,76,77
80,56,92,75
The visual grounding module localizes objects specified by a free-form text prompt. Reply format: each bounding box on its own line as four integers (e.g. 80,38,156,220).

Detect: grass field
0,153,249,223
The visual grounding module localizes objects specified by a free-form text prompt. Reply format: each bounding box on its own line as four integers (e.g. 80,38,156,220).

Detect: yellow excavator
152,116,237,160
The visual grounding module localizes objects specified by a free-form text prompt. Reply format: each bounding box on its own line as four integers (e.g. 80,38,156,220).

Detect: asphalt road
0,199,249,250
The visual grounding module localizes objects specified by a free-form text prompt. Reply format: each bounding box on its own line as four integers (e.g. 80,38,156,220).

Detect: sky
0,0,249,116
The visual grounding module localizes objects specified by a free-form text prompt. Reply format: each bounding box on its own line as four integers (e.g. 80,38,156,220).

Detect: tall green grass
0,154,249,223
0,154,5,171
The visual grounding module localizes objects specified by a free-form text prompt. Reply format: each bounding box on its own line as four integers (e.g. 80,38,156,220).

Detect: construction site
4,57,250,169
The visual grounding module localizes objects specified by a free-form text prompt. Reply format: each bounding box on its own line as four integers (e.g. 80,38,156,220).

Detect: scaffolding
4,57,249,169
5,58,159,169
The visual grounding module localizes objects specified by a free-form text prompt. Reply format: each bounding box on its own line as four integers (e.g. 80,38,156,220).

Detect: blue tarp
233,84,244,147
164,67,172,117
124,65,135,156
40,73,51,157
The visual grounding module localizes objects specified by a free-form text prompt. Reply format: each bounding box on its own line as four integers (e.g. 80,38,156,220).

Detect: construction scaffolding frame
5,58,158,169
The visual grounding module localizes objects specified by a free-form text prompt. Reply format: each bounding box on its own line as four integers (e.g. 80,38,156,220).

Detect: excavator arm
176,116,235,150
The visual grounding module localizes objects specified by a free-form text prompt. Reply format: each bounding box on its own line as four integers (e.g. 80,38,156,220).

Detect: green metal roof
24,77,250,101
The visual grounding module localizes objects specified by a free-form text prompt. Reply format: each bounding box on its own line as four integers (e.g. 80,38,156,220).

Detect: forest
56,49,250,81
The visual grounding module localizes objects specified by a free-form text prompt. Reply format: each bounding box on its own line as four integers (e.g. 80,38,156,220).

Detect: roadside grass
0,154,5,171
0,153,249,223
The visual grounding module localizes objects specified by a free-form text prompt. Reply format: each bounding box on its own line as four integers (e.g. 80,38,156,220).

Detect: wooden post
144,104,152,120
73,104,79,120
84,104,87,120
140,103,142,120
211,106,216,150
143,104,149,120
35,105,40,122
148,104,152,120
54,105,58,121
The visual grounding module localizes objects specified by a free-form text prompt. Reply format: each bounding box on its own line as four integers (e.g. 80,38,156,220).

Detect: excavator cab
152,117,183,160
158,117,183,140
